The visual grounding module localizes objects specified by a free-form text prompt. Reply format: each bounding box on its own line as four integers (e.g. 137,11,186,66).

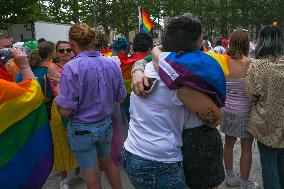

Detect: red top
222,38,229,49
119,52,149,66
0,63,14,82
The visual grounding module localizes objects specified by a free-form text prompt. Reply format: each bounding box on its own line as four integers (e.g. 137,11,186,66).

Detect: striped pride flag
158,51,229,107
139,7,154,33
0,79,53,189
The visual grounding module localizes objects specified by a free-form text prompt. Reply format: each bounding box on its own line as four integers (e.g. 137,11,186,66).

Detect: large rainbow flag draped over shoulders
159,50,229,107
0,79,53,189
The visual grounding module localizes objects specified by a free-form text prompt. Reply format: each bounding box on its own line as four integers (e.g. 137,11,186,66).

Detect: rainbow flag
0,79,53,189
119,51,149,93
139,7,154,33
101,48,112,57
159,51,229,107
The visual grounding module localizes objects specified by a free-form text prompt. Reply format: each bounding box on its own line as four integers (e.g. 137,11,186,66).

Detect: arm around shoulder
177,86,221,127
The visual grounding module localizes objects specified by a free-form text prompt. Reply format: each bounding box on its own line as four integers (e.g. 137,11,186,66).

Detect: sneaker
59,178,70,189
241,181,260,189
225,173,241,187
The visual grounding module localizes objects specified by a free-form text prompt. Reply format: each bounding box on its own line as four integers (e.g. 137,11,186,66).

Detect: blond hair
69,23,106,51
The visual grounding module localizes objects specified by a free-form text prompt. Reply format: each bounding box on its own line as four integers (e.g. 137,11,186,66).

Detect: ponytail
29,50,42,67
29,41,55,67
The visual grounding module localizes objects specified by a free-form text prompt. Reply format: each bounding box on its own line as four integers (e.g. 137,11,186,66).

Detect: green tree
0,0,39,29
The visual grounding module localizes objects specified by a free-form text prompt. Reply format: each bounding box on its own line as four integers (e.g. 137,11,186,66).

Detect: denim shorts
67,117,113,169
122,149,187,189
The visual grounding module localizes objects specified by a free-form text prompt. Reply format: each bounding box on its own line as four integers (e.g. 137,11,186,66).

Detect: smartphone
144,78,158,94
0,48,13,65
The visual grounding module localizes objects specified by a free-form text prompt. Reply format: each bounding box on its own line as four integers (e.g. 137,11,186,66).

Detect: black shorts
182,125,225,189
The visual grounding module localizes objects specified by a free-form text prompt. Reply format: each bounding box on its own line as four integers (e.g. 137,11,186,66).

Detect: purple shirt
55,51,127,123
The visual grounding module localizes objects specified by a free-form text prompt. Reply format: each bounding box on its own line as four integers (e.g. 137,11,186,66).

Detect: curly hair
69,23,106,51
29,41,55,67
227,29,250,59
113,38,128,52
255,25,284,58
133,33,153,53
95,31,109,51
162,13,202,52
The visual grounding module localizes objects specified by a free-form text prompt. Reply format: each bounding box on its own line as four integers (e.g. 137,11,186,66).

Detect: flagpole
138,6,141,32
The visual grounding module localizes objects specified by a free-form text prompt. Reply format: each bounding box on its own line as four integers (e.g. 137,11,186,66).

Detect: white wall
34,21,71,43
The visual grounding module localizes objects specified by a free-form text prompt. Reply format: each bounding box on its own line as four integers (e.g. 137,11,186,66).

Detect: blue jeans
258,142,284,189
122,149,187,189
67,117,113,169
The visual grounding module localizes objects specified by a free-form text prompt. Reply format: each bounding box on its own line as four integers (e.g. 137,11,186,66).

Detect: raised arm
10,47,35,81
151,46,163,72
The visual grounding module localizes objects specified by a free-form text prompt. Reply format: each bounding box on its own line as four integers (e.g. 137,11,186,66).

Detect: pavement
43,132,263,189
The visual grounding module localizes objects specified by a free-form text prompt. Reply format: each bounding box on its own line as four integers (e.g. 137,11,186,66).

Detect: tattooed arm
177,86,221,128
131,59,150,96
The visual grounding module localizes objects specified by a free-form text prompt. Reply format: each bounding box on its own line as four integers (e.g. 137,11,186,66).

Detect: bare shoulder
48,63,59,74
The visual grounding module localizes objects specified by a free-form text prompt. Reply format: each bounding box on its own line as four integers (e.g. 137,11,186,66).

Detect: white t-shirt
124,62,189,163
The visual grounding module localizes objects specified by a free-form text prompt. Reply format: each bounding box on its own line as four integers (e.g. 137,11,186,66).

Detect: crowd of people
0,12,283,189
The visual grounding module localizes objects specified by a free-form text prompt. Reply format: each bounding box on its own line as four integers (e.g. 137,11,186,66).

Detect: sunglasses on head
58,48,72,54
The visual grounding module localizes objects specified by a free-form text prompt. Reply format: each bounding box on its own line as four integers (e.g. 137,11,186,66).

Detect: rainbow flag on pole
0,79,53,189
139,7,154,33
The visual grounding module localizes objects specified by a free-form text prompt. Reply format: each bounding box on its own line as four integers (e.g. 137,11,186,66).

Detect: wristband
20,64,30,70
131,68,144,75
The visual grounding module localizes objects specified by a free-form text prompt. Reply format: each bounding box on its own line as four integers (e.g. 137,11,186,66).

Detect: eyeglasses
58,48,72,54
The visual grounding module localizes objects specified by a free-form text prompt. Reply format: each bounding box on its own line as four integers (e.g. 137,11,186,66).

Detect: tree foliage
1,0,283,40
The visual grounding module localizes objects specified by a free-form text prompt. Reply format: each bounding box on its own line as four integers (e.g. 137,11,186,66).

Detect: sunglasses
58,48,72,54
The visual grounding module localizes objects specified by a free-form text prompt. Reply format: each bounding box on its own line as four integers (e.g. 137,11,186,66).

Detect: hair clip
272,22,278,26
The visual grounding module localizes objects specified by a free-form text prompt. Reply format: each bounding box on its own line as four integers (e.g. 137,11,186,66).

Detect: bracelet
131,68,144,75
20,64,30,70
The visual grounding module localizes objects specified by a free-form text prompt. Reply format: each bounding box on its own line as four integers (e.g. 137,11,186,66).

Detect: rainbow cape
119,51,149,121
139,8,154,33
159,50,229,107
0,79,53,189
0,63,13,82
100,48,112,57
119,52,148,93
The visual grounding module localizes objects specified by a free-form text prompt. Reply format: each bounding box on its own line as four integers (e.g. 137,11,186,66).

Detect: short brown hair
29,41,55,67
69,23,106,51
228,29,250,59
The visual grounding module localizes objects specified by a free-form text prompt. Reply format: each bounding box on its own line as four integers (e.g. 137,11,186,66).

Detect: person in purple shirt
55,23,126,189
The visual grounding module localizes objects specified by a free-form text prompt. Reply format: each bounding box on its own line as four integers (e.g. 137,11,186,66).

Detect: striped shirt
223,78,252,116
